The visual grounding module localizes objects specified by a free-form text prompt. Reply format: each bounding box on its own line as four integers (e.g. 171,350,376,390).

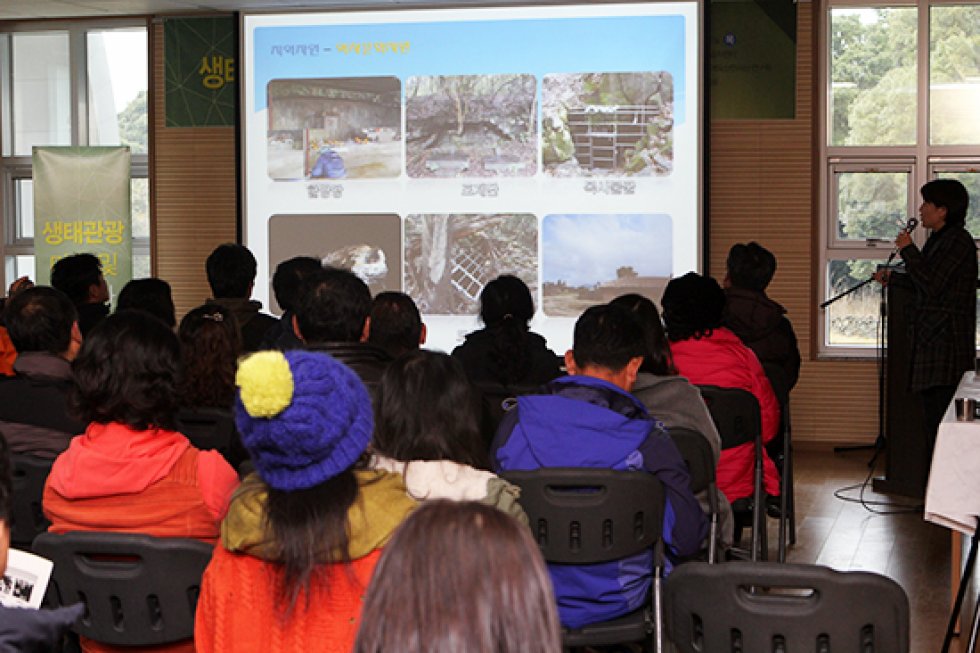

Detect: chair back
175,406,235,453
665,561,910,652
697,385,761,450
666,427,714,496
474,382,540,437
33,531,213,647
503,468,664,564
10,454,53,549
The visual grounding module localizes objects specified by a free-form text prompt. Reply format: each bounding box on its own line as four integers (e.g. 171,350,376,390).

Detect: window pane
4,255,36,284
131,177,148,238
15,178,33,240
9,31,71,156
132,252,150,279
87,29,147,153
935,171,980,236
826,259,886,346
830,8,917,146
836,170,909,240
930,6,980,146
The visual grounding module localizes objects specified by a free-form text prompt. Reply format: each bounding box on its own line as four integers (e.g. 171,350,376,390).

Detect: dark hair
3,286,77,355
478,275,535,384
0,433,10,523
295,267,371,344
206,243,257,299
726,242,776,292
71,310,180,431
921,178,970,228
660,272,726,342
354,500,561,653
266,470,359,612
368,292,423,358
374,350,487,470
50,253,103,305
609,294,676,376
177,304,242,409
272,256,322,312
571,303,646,371
116,278,176,328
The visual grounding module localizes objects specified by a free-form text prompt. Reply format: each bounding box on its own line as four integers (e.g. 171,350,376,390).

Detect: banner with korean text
32,146,132,296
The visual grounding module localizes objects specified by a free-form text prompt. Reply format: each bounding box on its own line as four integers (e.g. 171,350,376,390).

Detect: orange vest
0,327,16,376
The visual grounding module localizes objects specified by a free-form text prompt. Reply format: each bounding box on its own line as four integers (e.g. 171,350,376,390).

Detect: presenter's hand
873,268,891,285
7,276,32,297
895,230,913,250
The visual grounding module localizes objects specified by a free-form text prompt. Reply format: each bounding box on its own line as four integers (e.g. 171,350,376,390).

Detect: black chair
665,561,910,652
504,468,666,653
10,454,53,550
473,382,540,441
762,362,797,563
176,406,248,469
33,531,213,647
666,427,720,563
696,385,766,561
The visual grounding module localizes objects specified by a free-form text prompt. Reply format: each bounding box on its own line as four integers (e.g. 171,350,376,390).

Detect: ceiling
0,0,326,21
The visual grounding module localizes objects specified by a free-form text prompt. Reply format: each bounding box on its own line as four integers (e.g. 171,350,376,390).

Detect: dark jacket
723,287,801,403
76,302,109,337
0,603,84,652
206,298,278,354
899,224,978,392
306,342,392,397
259,310,304,351
452,327,561,386
0,352,85,459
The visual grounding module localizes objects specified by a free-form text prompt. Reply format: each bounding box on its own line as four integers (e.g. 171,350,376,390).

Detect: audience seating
666,427,720,563
762,362,797,562
473,381,541,441
33,531,213,647
176,406,248,469
696,385,766,561
665,561,910,652
10,454,53,550
504,468,666,653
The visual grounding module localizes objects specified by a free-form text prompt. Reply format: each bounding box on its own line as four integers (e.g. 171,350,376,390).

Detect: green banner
165,16,237,127
33,147,132,297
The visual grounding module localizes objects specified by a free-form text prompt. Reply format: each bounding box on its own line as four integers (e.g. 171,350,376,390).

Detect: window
819,2,980,355
0,22,149,290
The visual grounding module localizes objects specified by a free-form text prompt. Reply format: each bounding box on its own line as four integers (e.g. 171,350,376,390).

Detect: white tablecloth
924,371,980,536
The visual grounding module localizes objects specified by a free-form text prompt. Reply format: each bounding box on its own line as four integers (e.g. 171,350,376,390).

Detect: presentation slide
243,2,702,354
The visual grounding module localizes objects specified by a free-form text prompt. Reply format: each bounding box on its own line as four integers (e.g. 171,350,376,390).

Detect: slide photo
541,72,674,177
404,213,537,314
266,77,401,181
541,213,673,317
268,213,401,306
405,74,537,178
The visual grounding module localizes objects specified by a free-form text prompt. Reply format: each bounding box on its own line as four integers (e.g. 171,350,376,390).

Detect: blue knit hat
234,350,373,491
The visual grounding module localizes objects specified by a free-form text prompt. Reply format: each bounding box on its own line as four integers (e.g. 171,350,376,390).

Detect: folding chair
696,385,766,561
10,454,53,550
473,381,541,442
665,561,910,652
176,406,248,468
504,468,666,653
761,362,797,562
666,427,720,563
33,531,214,647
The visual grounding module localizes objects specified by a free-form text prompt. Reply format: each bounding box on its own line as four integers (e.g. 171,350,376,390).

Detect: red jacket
669,327,781,501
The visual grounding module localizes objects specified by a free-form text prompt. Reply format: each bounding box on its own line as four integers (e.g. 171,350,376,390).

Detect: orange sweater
195,547,383,653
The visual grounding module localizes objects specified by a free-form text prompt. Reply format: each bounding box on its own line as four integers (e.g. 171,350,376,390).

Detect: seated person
367,291,426,359
50,253,109,336
0,276,34,376
194,350,416,653
492,303,707,629
43,311,239,653
661,272,781,509
0,287,85,458
205,243,277,353
115,277,177,329
370,350,525,522
261,255,322,351
354,501,560,653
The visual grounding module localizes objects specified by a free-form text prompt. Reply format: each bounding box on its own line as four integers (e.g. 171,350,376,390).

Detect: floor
768,447,963,652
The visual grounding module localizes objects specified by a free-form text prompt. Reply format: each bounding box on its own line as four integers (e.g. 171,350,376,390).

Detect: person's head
374,350,486,470
354,500,561,653
368,292,425,358
178,304,242,409
116,278,176,328
609,294,676,376
294,267,372,344
479,275,535,328
725,242,776,292
3,286,80,359
50,253,108,306
0,433,11,574
567,303,646,391
206,243,258,299
661,272,726,343
272,256,322,313
920,178,970,229
234,350,374,609
71,310,181,431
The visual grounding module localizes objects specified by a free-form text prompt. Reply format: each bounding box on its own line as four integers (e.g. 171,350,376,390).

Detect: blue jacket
491,375,708,629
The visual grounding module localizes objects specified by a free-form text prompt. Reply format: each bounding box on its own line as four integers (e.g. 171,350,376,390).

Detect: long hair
177,304,242,408
354,501,561,653
374,350,488,470
71,310,180,431
479,275,535,384
609,294,677,376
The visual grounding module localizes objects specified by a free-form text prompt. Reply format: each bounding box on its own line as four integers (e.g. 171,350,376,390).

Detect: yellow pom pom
236,351,294,418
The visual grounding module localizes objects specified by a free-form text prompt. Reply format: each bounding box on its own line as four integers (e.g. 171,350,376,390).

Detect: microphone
905,216,918,232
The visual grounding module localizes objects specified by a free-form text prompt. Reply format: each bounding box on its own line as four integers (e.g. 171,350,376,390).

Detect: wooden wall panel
150,21,238,319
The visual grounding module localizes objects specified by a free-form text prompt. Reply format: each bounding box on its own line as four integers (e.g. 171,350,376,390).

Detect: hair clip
204,312,224,322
